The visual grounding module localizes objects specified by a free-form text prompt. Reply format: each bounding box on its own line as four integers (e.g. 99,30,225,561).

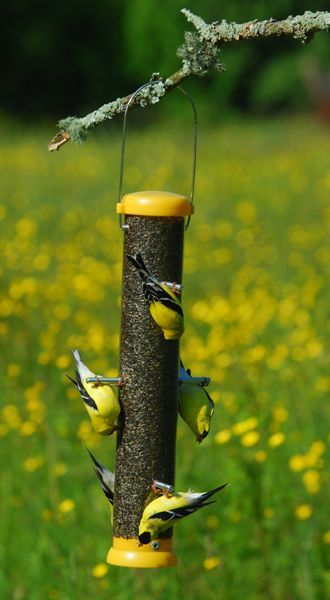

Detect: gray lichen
49,8,330,149
182,8,330,45
177,31,224,76
57,83,166,145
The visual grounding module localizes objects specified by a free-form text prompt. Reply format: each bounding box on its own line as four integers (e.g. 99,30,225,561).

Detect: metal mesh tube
113,215,184,539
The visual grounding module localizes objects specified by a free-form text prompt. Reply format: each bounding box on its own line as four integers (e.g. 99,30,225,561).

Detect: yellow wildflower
54,304,71,320
302,470,320,494
243,345,266,364
315,377,330,392
236,201,257,223
322,531,330,544
289,455,306,472
272,406,288,423
16,217,37,237
203,556,221,571
55,354,71,369
232,417,258,436
268,432,285,448
58,499,75,514
92,563,109,578
264,508,274,518
216,221,233,239
24,456,44,472
38,352,52,365
255,450,267,462
241,431,260,447
305,441,325,468
215,429,232,445
7,363,20,378
33,253,50,271
295,504,312,520
54,463,68,477
20,421,37,436
309,441,325,456
306,339,323,358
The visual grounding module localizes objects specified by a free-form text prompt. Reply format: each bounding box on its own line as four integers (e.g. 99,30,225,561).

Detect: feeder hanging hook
117,80,197,231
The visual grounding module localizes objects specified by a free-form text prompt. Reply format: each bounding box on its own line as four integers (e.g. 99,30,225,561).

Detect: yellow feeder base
107,537,177,568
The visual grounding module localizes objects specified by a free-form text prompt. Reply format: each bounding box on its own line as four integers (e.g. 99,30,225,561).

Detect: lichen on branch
48,8,330,151
181,8,330,44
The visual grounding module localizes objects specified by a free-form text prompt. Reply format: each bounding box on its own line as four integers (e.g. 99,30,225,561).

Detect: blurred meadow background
1,1,330,599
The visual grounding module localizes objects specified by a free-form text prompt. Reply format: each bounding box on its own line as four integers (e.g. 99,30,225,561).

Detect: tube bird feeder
107,83,196,568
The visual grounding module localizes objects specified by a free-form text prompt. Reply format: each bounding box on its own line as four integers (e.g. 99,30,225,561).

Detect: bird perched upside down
87,449,115,522
179,361,215,443
138,483,228,545
67,350,120,435
127,253,184,340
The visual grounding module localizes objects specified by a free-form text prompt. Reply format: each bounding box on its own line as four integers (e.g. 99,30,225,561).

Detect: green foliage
0,0,329,117
0,117,329,598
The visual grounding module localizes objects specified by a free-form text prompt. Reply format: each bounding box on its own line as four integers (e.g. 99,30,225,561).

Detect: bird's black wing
142,280,183,316
128,253,183,316
203,388,215,414
67,372,98,410
127,253,149,280
148,501,215,522
87,449,114,505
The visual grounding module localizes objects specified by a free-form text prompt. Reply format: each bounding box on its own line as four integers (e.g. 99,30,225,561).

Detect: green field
0,117,329,599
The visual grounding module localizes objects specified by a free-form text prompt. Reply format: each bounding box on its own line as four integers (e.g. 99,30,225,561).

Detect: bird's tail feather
200,483,228,503
127,253,150,279
71,349,81,363
199,500,216,508
87,447,101,470
86,448,114,505
66,373,78,388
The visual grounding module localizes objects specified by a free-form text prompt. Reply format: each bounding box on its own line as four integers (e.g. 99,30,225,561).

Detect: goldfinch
178,361,215,443
67,350,120,435
87,449,114,506
127,253,184,340
138,483,228,544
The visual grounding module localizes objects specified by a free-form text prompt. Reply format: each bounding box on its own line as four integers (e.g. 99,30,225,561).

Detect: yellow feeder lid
107,536,177,569
117,190,194,218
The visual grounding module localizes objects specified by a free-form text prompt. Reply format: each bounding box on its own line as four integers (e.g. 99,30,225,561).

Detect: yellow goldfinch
67,350,120,435
138,483,228,544
87,449,114,522
179,361,215,443
127,253,184,340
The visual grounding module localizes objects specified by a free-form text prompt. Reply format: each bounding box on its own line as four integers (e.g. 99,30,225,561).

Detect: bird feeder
107,82,197,568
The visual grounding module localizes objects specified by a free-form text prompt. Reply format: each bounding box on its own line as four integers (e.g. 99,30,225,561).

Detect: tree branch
48,9,330,151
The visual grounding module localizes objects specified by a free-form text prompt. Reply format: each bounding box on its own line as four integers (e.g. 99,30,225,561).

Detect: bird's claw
162,281,183,295
116,377,125,388
94,375,103,387
151,480,174,497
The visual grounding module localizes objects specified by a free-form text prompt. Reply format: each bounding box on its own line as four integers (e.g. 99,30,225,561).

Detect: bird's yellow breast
179,386,212,437
150,303,184,339
143,493,186,520
83,382,119,417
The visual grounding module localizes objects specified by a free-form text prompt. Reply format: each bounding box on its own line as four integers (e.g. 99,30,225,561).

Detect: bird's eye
138,532,151,545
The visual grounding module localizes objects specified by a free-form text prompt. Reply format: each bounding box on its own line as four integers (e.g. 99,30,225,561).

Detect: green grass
0,116,329,599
